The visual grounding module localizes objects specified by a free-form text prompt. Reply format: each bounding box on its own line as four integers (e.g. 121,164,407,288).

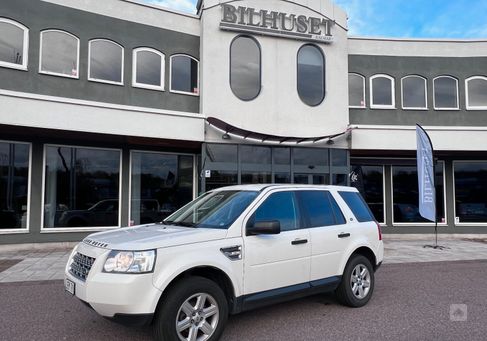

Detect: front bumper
65,242,162,318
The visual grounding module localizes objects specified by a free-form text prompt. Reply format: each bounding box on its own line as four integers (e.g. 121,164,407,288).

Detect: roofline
122,0,199,18
348,35,487,43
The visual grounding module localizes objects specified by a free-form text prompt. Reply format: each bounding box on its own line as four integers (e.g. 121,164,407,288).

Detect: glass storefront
454,161,487,223
130,151,193,225
350,165,384,223
0,141,29,229
43,146,121,228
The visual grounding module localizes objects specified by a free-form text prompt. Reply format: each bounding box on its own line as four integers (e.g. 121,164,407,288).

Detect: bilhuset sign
220,4,334,43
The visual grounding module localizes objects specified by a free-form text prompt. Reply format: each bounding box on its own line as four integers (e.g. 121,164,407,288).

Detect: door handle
338,233,351,238
291,239,308,245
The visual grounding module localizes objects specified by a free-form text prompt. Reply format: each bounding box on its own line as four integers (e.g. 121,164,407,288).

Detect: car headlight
103,250,156,274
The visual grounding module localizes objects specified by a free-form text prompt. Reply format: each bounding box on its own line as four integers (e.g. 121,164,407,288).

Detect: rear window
297,191,346,228
339,191,375,222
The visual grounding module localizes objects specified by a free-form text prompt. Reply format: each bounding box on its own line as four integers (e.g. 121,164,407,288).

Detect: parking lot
1,260,486,341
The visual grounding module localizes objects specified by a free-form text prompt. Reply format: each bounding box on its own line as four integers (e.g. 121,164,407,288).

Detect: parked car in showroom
64,184,383,341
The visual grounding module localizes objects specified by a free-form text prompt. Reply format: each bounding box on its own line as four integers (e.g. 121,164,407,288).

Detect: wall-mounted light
326,138,335,145
222,132,231,140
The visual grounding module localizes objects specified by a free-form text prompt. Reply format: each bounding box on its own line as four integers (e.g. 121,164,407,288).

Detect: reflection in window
40,30,79,77
297,191,344,227
371,75,394,108
402,76,427,109
454,162,487,223
230,36,261,100
0,18,28,69
350,165,384,223
170,55,199,95
433,76,458,109
88,39,124,84
392,165,445,223
205,171,238,191
466,76,487,109
206,144,238,163
349,73,365,108
294,148,328,167
297,45,325,106
332,149,348,167
241,145,271,184
131,152,193,225
241,146,271,165
133,48,164,90
0,142,29,229
43,146,120,228
253,192,297,231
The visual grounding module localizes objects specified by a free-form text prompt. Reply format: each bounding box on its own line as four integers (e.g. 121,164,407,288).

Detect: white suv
65,185,384,341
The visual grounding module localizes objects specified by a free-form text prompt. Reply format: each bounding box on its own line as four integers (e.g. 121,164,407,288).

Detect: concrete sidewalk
1,237,487,283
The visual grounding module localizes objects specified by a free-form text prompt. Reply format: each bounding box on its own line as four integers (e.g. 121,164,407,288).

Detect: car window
297,191,345,228
253,191,298,232
339,191,375,222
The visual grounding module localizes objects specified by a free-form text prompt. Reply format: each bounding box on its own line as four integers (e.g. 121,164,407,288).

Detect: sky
143,0,487,39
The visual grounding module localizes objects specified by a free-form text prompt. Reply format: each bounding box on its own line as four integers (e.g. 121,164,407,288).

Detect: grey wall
349,55,487,126
0,0,200,113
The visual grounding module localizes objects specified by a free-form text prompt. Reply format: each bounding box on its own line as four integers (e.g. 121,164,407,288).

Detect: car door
296,190,353,281
243,190,311,295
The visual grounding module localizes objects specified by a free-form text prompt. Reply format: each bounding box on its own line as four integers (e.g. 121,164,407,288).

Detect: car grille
69,252,96,281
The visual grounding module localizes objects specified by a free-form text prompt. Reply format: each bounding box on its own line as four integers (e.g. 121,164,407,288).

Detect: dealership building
1,0,487,245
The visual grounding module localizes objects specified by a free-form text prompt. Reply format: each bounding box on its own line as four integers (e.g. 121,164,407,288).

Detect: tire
153,276,228,341
336,255,375,308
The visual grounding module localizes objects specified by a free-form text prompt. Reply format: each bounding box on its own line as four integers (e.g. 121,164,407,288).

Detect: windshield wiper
176,221,197,228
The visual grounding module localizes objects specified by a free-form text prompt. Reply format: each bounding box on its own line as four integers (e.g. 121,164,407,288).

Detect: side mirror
247,220,281,236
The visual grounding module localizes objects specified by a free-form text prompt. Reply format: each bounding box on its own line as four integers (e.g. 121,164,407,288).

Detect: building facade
0,0,486,244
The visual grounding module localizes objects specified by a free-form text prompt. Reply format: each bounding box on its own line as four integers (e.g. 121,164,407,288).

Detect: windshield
163,190,259,229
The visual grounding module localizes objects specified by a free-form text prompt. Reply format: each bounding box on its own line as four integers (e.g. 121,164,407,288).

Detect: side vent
220,245,242,260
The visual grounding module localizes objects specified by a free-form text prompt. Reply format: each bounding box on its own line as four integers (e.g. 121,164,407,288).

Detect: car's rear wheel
336,255,374,307
153,276,228,341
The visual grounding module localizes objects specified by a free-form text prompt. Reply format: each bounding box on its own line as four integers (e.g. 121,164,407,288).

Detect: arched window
370,74,395,109
230,36,261,101
88,39,124,85
433,76,458,110
401,75,427,109
132,47,165,91
297,45,326,106
466,76,487,110
170,54,199,96
40,30,79,78
0,18,29,70
349,73,366,108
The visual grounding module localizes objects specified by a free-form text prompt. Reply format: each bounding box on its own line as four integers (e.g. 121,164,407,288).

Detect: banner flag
416,125,436,222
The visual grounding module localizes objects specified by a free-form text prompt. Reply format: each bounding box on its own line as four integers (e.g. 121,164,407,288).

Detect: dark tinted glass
349,74,365,107
273,148,290,165
136,50,162,87
434,77,458,109
274,173,291,183
402,76,426,108
205,171,238,191
171,55,199,94
332,149,348,167
205,144,238,163
0,21,24,65
372,76,393,106
332,174,347,186
44,146,120,228
297,45,325,106
130,152,193,225
350,165,384,223
298,191,339,228
339,191,374,222
454,162,487,223
467,78,487,107
294,148,328,166
241,146,271,164
230,36,261,100
253,192,298,232
89,40,123,83
41,31,78,76
241,172,271,184
0,142,29,229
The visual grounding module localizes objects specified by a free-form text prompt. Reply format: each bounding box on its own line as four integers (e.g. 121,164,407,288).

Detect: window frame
465,76,487,110
87,38,124,86
296,189,346,228
169,53,200,97
370,74,395,109
229,35,262,102
0,17,29,71
38,29,80,79
348,73,366,109
296,44,326,107
433,75,459,111
132,47,165,91
40,143,123,233
401,75,428,110
0,140,32,234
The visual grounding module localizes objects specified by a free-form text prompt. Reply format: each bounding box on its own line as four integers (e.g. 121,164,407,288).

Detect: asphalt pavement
1,260,486,341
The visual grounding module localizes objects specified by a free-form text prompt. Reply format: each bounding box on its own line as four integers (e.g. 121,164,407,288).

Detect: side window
253,192,298,232
297,191,345,228
339,191,375,222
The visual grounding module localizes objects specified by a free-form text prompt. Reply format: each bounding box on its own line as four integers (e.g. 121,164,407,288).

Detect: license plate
65,278,75,295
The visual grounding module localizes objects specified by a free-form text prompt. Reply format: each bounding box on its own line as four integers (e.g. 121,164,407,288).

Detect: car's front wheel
153,276,228,341
336,255,375,307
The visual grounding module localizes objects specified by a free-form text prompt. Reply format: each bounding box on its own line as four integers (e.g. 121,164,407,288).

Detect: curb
0,242,77,253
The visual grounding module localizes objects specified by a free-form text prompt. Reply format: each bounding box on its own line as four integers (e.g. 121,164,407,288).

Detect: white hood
83,224,229,250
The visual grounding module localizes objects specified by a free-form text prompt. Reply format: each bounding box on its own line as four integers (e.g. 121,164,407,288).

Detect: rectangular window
297,191,345,228
454,161,487,223
392,164,445,224
252,191,298,232
339,191,375,223
43,146,121,229
130,151,194,226
0,141,30,230
350,165,384,223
